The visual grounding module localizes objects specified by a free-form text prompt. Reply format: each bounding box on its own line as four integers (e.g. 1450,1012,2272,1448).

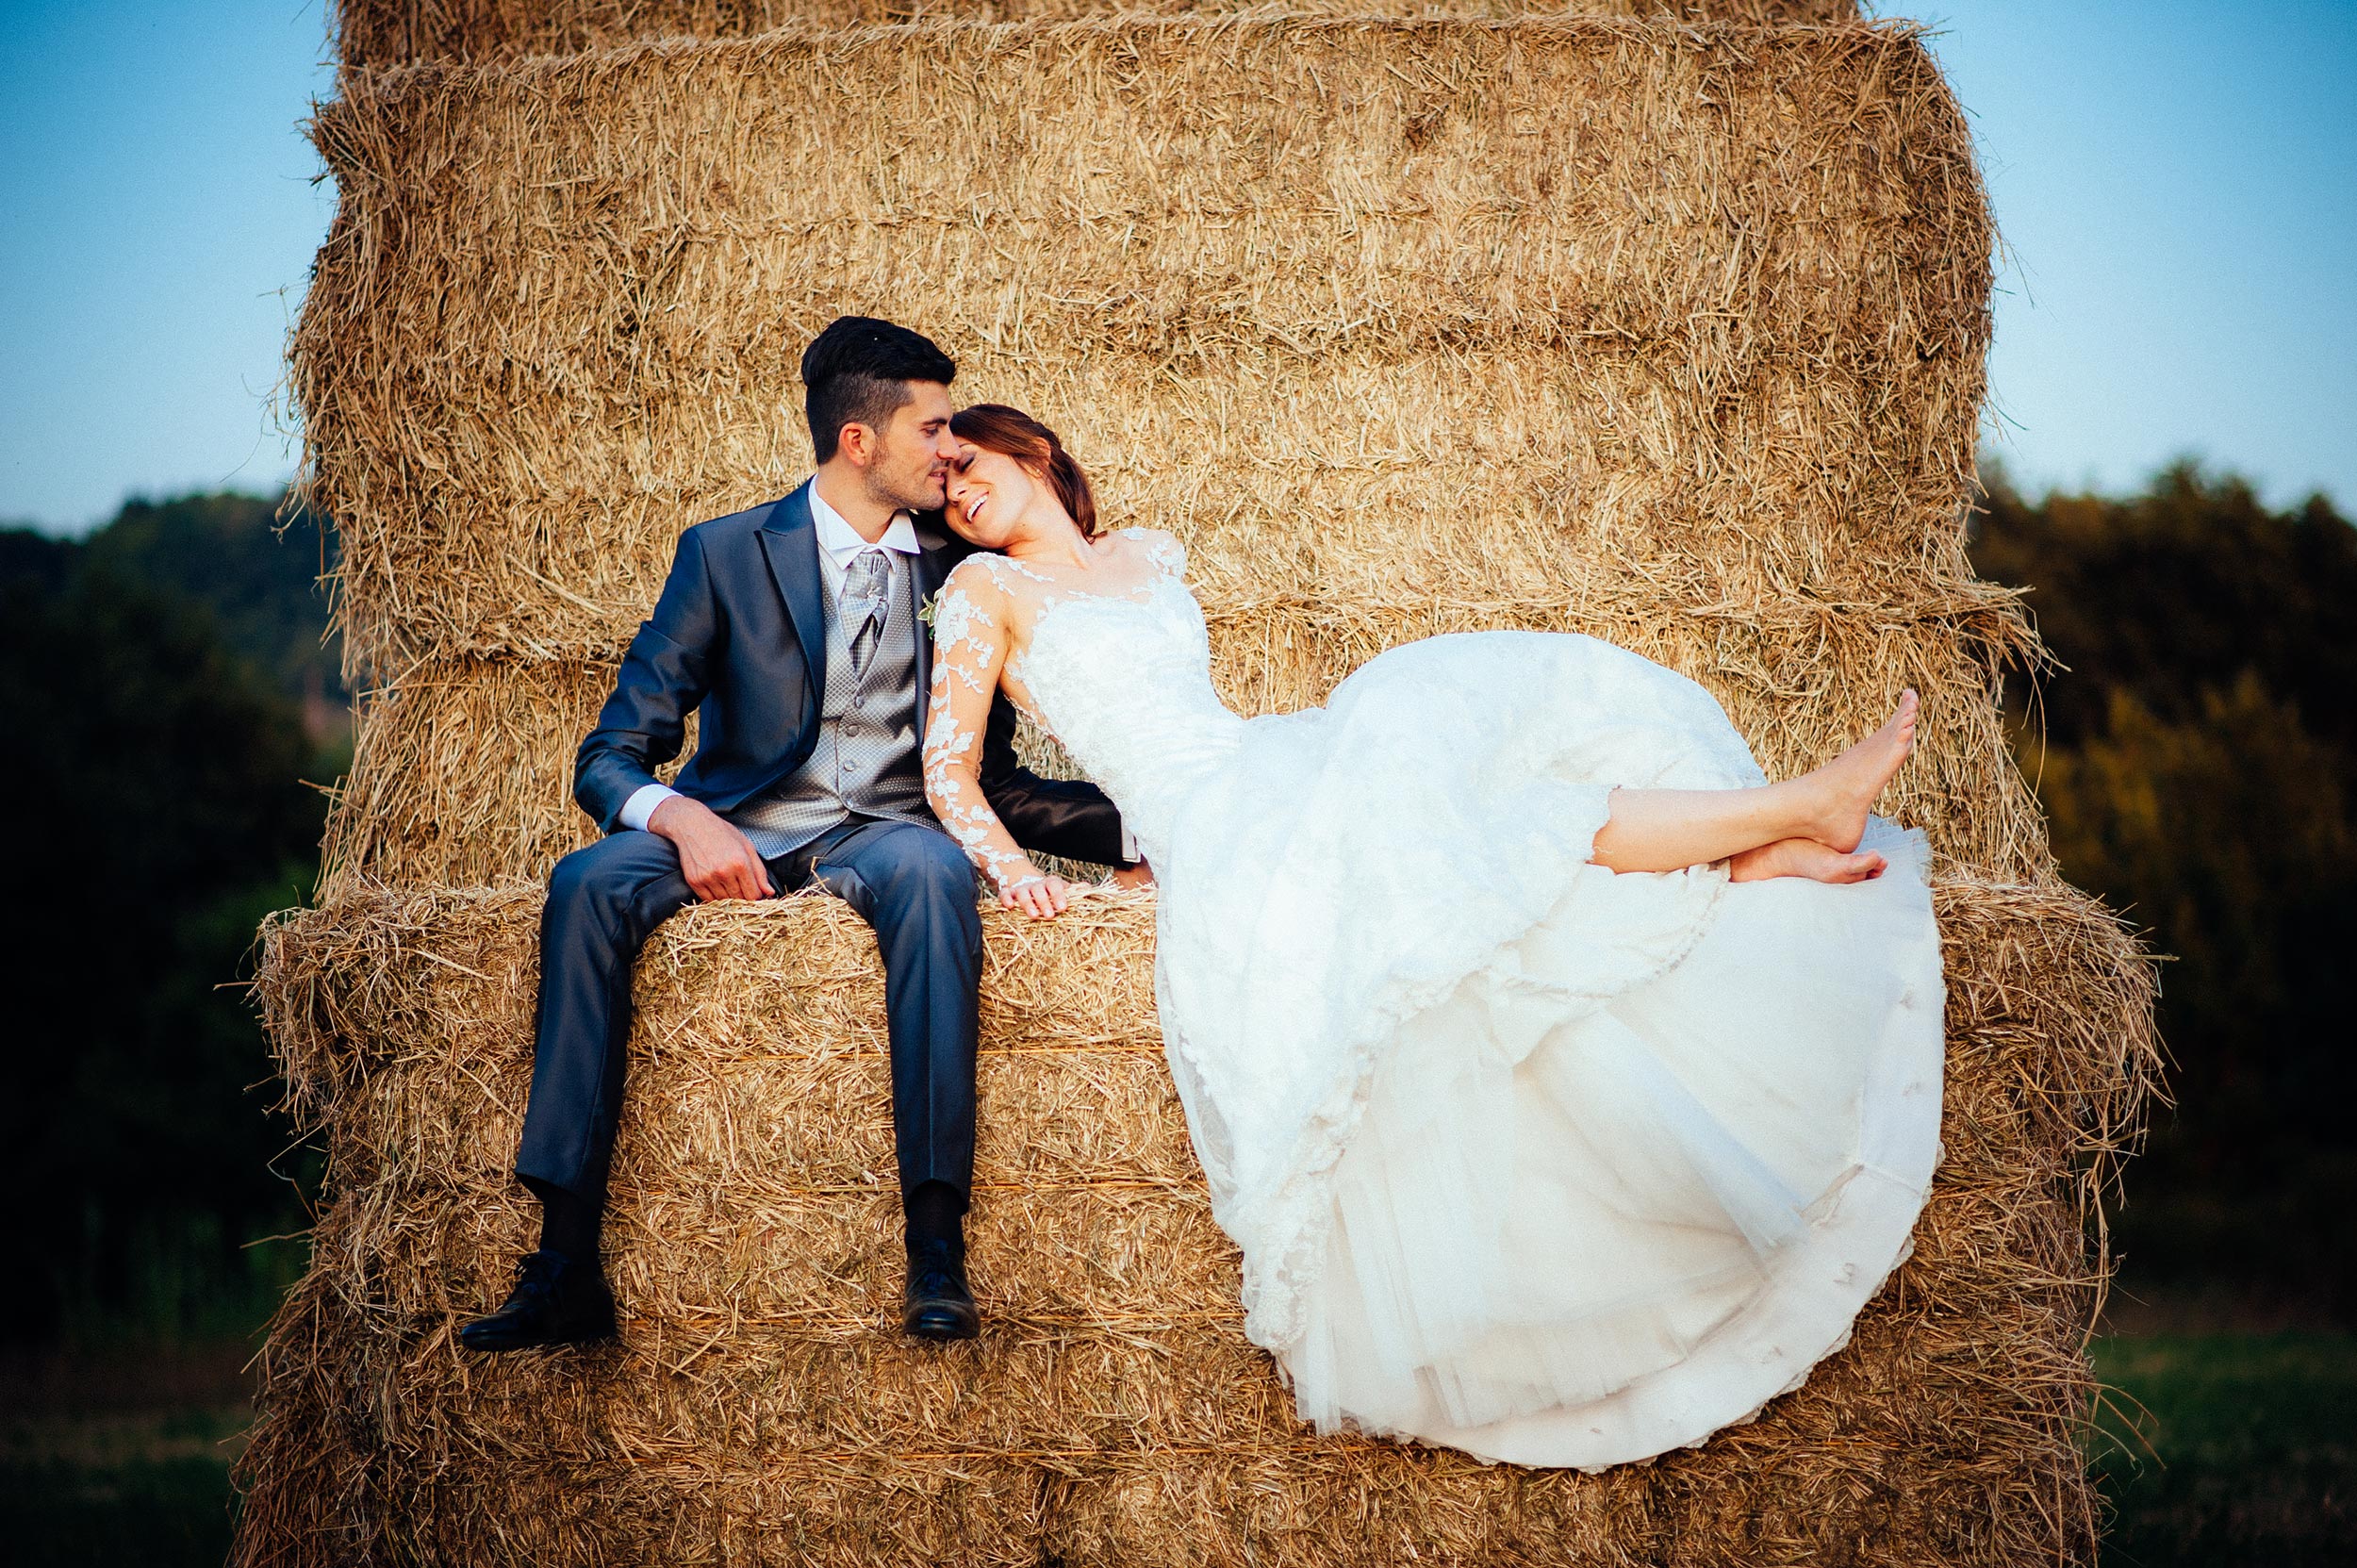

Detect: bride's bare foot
1728,836,1887,883
1798,690,1919,852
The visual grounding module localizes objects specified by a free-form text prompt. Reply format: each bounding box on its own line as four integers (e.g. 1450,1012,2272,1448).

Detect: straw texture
234,876,2158,1566
239,10,2166,1564
294,15,2038,885
335,0,1863,69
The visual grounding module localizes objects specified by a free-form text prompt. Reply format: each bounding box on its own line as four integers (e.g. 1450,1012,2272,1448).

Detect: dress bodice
1006,553,1245,866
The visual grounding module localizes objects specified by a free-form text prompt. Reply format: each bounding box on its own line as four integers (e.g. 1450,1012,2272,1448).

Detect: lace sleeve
922,560,1044,894
1125,526,1187,579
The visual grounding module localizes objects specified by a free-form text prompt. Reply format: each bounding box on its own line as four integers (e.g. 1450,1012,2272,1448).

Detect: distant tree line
1971,463,2356,1314
0,468,2346,1345
0,494,341,1344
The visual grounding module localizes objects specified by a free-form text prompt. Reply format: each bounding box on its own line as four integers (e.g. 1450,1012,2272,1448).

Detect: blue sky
1922,0,2356,506
1,0,2350,534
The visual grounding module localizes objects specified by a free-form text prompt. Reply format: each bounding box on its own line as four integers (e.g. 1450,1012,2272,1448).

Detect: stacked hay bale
335,0,1863,71
308,8,2036,890
239,6,2160,1565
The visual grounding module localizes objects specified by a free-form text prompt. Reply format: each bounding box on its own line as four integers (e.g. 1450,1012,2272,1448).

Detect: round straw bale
236,873,2157,1565
295,18,1996,711
318,656,617,888
250,9,2164,1563
316,569,2048,892
313,658,1113,888
333,1,1867,71
294,17,2034,884
294,15,1989,669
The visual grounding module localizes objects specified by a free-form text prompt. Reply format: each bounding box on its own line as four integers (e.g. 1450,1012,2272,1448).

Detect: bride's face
944,440,1042,548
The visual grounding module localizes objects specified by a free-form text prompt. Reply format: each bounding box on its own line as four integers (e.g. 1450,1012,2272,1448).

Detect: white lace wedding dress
928,532,1945,1470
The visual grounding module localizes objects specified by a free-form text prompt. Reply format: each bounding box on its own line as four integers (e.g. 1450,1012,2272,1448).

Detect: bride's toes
1797,842,1885,884
1838,850,1887,883
1729,838,1887,884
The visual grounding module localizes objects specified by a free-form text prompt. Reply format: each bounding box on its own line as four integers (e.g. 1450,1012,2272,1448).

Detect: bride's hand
999,867,1072,920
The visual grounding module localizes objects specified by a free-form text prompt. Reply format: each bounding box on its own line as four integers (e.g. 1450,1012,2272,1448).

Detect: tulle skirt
1147,632,1944,1469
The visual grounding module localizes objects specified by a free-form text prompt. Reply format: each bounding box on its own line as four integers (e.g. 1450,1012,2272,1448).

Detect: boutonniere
916,586,944,632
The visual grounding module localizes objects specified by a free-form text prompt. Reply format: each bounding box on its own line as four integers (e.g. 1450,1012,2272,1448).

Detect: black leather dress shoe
902,1240,981,1341
458,1250,617,1352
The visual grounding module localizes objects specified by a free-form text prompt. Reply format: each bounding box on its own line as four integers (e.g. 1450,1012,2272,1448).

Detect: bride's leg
1588,691,1919,874
1588,782,1824,872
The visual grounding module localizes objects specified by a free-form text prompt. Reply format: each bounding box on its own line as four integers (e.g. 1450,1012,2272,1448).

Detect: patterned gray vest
727,549,931,858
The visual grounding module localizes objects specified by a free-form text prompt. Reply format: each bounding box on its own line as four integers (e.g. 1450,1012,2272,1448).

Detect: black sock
903,1180,965,1258
536,1186,603,1267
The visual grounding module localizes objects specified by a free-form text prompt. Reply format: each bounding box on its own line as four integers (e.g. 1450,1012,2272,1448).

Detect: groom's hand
649,796,775,901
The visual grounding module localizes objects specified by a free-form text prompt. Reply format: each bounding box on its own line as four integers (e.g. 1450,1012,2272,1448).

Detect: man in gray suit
462,318,1139,1350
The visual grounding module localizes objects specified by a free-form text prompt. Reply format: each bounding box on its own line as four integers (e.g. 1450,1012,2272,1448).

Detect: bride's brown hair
948,404,1100,538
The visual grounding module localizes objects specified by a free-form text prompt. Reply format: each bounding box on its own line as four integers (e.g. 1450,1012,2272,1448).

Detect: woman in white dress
919,404,1945,1471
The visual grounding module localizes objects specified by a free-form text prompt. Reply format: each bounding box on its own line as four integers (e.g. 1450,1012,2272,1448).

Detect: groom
461,317,1137,1350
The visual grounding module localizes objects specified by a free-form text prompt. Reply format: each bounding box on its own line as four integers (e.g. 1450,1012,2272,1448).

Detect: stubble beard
868,452,948,516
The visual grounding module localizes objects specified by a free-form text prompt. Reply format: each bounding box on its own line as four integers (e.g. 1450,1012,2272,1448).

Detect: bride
919,404,1945,1471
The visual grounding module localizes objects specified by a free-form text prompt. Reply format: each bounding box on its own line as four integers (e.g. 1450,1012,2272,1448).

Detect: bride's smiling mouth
964,491,990,524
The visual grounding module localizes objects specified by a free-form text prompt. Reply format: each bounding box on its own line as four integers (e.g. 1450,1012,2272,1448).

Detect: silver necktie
845,550,891,676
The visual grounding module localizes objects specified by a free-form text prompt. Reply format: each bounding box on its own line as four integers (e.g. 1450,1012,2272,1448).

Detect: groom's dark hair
800,316,957,463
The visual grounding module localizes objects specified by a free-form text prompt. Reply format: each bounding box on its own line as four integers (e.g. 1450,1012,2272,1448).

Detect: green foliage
0,498,334,1344
75,491,343,712
1972,464,2357,1311
1974,462,2357,754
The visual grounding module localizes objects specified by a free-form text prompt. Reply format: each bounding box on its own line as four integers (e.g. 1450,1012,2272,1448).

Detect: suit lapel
756,483,827,703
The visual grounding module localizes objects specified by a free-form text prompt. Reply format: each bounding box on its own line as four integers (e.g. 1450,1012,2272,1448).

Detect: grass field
2089,1332,2357,1566
3,1333,2349,1565
0,1404,243,1565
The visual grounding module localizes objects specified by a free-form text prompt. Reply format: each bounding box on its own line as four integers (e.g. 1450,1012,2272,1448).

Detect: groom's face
859,380,959,514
